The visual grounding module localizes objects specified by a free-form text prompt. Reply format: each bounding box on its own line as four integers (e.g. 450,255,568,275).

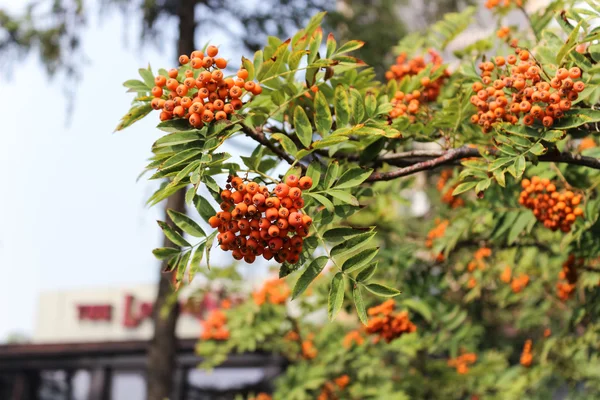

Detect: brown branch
366,146,600,182
241,124,298,166
366,147,478,182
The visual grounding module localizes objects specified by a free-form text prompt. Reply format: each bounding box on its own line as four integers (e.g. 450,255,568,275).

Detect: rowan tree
118,2,600,399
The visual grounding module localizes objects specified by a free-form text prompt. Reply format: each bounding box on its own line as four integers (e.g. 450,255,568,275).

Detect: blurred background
0,0,544,398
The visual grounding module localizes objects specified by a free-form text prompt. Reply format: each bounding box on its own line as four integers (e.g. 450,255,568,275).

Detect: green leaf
514,155,526,178
489,156,513,171
352,285,368,325
323,161,340,188
154,131,203,147
123,79,149,91
326,33,337,58
350,89,365,123
475,178,491,193
305,192,334,212
494,170,506,187
401,298,432,323
115,104,153,132
365,93,377,118
176,250,191,283
152,247,180,260
551,109,600,129
294,106,313,148
314,91,333,136
508,212,536,244
529,142,547,156
331,231,376,258
305,162,322,189
292,256,328,299
356,262,378,282
334,40,365,55
542,130,565,142
452,181,477,196
138,67,156,88
189,242,206,283
334,85,350,128
194,195,217,224
312,136,348,149
205,231,218,270
556,20,582,65
328,272,345,321
323,227,365,242
271,133,298,155
328,190,359,206
363,283,401,297
342,247,379,273
335,168,373,189
241,56,255,81
167,210,206,237
161,148,203,170
157,221,191,248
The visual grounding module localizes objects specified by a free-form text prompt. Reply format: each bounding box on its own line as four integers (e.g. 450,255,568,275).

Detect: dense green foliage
118,1,600,399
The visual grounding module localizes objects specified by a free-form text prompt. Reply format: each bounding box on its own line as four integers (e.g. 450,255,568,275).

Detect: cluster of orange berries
496,26,511,39
447,352,477,374
500,264,529,293
302,338,318,360
366,300,416,343
485,0,522,9
557,254,580,301
425,219,448,248
468,247,492,272
150,45,262,127
317,375,350,400
208,175,313,264
253,278,291,306
387,50,449,120
510,273,530,293
500,265,512,283
519,176,584,233
579,137,597,151
385,50,448,101
520,339,533,367
437,170,465,208
250,394,272,400
200,309,229,341
470,48,585,133
283,329,318,359
342,330,365,349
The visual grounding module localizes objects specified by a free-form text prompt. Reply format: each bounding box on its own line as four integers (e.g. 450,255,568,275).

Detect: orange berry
179,54,190,65
569,67,581,79
274,183,290,198
202,110,214,122
206,45,219,57
237,69,249,80
159,111,172,121
215,58,227,69
286,175,299,187
166,78,179,91
189,113,203,127
215,111,227,121
252,84,263,95
244,81,256,92
298,176,313,190
155,75,167,87
168,68,179,79
151,86,163,98
173,105,185,118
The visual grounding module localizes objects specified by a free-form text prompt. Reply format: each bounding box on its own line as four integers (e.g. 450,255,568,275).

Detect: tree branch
241,124,298,166
366,146,600,182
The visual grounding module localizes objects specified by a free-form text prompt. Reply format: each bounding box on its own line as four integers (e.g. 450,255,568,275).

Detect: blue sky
0,1,260,340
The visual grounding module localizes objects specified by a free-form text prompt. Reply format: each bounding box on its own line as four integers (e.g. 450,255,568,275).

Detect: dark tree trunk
146,2,196,399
